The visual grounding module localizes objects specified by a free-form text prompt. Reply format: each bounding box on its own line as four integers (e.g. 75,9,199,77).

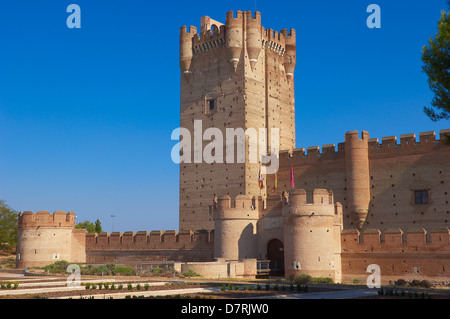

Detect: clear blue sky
0,0,448,232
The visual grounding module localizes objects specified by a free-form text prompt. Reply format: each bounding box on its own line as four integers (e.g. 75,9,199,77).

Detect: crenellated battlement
278,129,450,163
192,20,226,53
85,229,213,250
282,188,335,207
215,194,260,210
18,211,76,229
367,129,450,155
179,10,296,79
341,227,450,253
261,27,286,55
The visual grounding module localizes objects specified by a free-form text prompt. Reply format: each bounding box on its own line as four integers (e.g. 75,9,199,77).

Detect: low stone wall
174,259,257,279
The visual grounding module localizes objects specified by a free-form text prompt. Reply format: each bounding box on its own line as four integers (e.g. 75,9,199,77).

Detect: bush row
220,283,309,293
378,288,432,299
84,282,151,291
0,281,19,289
395,279,432,288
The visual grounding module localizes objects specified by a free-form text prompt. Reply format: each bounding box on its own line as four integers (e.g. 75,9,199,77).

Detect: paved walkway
247,289,378,299
56,286,222,299
0,280,171,296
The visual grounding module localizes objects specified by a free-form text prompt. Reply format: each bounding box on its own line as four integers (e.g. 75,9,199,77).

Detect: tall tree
0,200,19,253
421,6,450,122
94,219,103,233
75,219,103,233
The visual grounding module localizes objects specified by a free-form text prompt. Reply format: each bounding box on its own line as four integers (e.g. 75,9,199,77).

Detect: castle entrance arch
267,239,284,276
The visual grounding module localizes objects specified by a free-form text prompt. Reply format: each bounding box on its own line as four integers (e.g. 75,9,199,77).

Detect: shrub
106,263,116,272
395,279,408,286
419,280,432,288
136,284,141,291
85,283,91,290
114,266,134,276
311,277,333,284
182,270,200,278
221,285,226,291
103,283,109,290
43,260,70,273
144,284,150,291
256,284,261,291
151,267,161,274
127,283,133,290
91,265,110,276
265,283,270,291
118,284,123,290
294,274,312,285
410,280,421,287
111,284,116,290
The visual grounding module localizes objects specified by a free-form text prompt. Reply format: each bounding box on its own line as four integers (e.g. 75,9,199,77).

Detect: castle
16,11,450,284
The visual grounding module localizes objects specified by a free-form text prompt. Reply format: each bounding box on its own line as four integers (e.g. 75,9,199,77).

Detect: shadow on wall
238,223,257,260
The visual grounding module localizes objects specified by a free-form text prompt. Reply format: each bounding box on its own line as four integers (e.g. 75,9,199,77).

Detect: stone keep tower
179,11,296,231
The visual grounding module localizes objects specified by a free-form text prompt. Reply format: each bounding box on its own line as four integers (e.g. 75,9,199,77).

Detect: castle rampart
268,129,450,232
341,227,450,282
85,229,214,264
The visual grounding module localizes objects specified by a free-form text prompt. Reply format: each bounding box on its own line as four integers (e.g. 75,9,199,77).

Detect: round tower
213,195,259,261
225,10,243,71
245,11,262,70
16,211,78,268
282,189,342,282
344,130,371,228
179,25,197,79
280,28,296,81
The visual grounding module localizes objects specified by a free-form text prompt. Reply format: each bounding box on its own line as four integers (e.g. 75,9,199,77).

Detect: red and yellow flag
258,167,264,189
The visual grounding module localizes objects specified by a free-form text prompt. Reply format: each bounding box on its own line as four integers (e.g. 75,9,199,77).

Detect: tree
94,219,103,233
421,6,450,123
0,200,19,253
75,219,103,233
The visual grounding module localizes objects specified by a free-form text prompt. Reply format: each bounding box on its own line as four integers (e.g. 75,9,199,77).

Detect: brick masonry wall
84,230,214,264
341,228,450,282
